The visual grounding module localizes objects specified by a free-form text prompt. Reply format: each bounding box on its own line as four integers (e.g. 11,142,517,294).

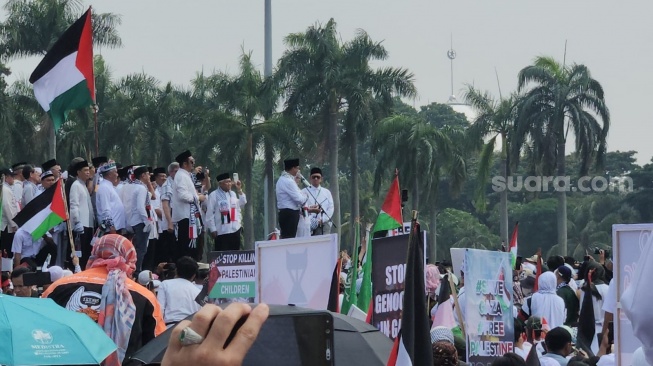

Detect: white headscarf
622,237,653,365
529,272,566,329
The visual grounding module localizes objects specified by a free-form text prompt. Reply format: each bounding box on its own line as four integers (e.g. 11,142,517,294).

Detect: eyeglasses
311,176,321,180
189,159,195,165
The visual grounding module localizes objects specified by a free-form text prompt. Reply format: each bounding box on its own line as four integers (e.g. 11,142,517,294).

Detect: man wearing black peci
275,158,309,239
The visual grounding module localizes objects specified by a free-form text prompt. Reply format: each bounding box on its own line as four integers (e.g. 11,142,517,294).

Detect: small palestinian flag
29,8,95,131
13,180,68,240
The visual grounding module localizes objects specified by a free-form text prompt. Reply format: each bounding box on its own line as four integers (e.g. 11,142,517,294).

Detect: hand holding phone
233,173,239,183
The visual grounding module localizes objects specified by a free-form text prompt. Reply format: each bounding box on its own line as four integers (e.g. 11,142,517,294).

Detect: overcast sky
3,0,652,164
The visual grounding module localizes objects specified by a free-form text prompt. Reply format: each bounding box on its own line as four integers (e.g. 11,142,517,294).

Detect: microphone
297,173,310,187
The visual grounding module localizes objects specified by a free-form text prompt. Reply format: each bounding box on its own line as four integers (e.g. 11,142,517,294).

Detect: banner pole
60,180,77,262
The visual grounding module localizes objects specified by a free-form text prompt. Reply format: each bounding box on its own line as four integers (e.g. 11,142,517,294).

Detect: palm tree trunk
264,138,276,235
499,133,509,247
412,173,419,211
243,129,255,249
328,101,341,246
46,115,56,159
350,131,360,246
556,138,568,256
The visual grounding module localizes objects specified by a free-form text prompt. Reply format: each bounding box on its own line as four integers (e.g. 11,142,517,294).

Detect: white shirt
514,342,532,361
148,192,159,239
602,278,617,314
11,180,23,211
155,184,165,233
22,180,38,207
1,184,17,232
11,228,44,258
69,179,94,228
205,188,246,236
128,183,149,227
157,278,201,324
275,173,306,210
172,169,198,223
96,179,126,230
302,185,334,226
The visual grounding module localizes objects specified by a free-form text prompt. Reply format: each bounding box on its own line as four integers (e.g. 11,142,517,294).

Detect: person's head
430,326,454,345
537,271,557,293
283,158,300,176
22,164,39,183
432,341,458,366
555,265,572,285
134,166,149,184
167,162,180,179
490,353,527,366
309,167,322,188
1,271,12,294
137,270,161,293
40,171,56,189
86,234,137,277
11,162,26,180
42,159,61,180
92,156,108,170
216,173,232,192
99,161,119,184
1,168,14,185
547,255,565,272
545,327,573,357
525,316,545,342
71,159,90,181
514,318,526,344
11,267,33,297
176,256,199,281
153,167,167,186
425,264,441,297
175,150,194,172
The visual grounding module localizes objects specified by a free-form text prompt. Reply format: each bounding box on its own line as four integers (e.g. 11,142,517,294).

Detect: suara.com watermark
491,175,633,193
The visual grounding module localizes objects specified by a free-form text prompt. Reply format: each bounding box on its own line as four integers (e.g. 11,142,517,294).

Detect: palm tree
515,56,610,255
208,51,284,248
372,114,467,261
277,19,413,240
464,87,520,246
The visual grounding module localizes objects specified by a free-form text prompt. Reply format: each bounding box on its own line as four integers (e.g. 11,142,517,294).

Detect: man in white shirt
96,161,126,235
21,164,41,207
129,166,152,272
69,160,95,268
1,168,18,271
206,172,246,251
11,228,57,269
275,158,310,239
302,167,334,236
118,165,137,237
172,150,205,260
10,162,26,212
159,163,178,263
156,256,201,327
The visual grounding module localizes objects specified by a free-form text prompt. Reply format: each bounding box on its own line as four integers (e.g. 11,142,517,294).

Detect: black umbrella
127,305,392,366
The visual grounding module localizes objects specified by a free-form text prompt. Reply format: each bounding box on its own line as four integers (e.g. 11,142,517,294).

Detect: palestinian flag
29,8,95,131
327,259,342,313
13,180,67,240
509,222,519,270
357,174,403,314
387,220,433,366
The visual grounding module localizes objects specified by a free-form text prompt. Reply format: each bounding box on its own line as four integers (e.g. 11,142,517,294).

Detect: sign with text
371,233,426,340
208,250,256,304
612,224,651,366
465,249,514,364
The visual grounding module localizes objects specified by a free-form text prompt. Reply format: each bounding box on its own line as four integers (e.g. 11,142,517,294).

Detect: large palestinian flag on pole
357,174,403,315
29,8,95,131
13,180,68,241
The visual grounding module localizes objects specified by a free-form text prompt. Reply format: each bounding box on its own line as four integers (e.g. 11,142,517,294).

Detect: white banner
612,223,652,366
255,234,338,310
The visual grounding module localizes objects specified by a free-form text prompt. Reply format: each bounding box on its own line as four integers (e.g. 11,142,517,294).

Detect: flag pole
93,105,99,156
60,180,78,262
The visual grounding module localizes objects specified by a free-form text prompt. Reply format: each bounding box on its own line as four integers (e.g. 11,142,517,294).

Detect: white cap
137,270,161,288
45,266,64,283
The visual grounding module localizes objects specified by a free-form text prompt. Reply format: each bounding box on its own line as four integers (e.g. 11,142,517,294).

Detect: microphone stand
298,174,337,232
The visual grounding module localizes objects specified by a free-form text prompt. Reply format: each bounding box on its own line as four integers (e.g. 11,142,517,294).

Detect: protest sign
207,250,256,304
255,234,338,310
464,249,514,364
371,233,426,340
612,224,652,365
450,248,465,278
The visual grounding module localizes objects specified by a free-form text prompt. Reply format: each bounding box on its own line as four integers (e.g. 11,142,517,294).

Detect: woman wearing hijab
43,234,166,365
521,271,567,329
433,340,459,366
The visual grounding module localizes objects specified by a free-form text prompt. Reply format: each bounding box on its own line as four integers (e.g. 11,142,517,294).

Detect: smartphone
236,308,334,366
233,173,239,183
23,272,52,287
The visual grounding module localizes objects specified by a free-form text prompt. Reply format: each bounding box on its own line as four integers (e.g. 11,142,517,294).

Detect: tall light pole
263,0,273,237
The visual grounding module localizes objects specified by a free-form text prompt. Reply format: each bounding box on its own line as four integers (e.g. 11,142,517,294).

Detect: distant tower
447,34,457,103
445,35,476,121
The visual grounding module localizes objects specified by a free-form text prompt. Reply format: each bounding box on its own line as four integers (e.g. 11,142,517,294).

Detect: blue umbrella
0,294,117,365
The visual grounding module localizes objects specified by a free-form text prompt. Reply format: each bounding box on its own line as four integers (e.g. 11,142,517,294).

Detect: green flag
340,221,361,315
356,175,403,315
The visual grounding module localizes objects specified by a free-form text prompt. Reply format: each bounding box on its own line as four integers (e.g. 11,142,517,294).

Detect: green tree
515,56,610,255
418,102,469,129
437,208,500,260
